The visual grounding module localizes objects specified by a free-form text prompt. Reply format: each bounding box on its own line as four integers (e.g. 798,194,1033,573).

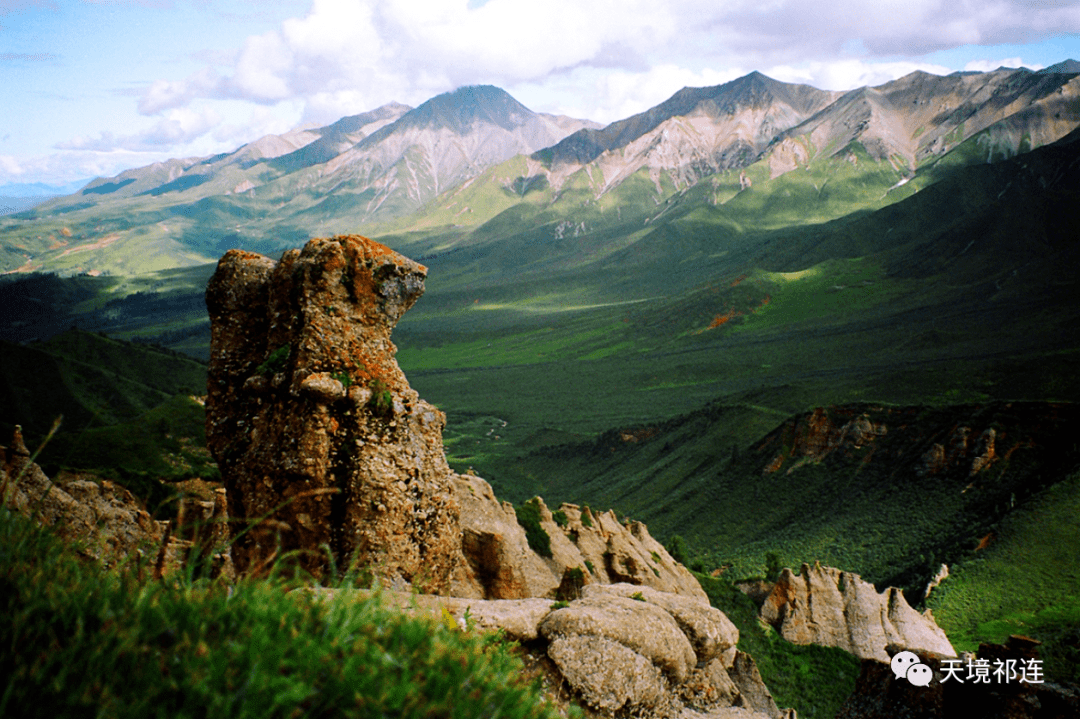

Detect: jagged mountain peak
374,85,536,138
538,71,837,168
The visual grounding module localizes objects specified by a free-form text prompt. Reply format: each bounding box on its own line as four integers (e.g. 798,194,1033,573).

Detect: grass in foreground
0,506,566,719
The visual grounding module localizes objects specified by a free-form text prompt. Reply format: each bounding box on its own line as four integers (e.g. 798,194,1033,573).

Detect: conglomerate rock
761,561,956,662
207,235,783,717
205,236,470,591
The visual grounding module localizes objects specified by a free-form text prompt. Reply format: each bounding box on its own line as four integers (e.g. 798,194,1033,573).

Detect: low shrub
514,498,552,558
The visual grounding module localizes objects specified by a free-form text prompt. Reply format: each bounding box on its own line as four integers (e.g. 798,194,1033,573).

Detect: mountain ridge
3,66,1079,279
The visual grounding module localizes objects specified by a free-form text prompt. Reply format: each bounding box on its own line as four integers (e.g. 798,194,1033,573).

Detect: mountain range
3,65,1079,276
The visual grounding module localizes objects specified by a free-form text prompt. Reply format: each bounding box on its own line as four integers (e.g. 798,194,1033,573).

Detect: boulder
304,583,785,719
583,583,739,665
761,561,956,662
547,635,667,713
540,593,698,683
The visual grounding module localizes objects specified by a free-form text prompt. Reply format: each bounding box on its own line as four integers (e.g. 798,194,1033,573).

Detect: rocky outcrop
307,582,782,719
762,407,886,476
1,426,162,568
206,236,471,591
455,473,706,600
205,235,708,601
761,562,955,662
206,235,783,716
836,641,1080,719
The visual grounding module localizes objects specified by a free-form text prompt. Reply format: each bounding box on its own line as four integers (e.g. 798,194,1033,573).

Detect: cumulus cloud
57,107,223,152
765,59,956,91
13,0,1078,185
134,0,1080,129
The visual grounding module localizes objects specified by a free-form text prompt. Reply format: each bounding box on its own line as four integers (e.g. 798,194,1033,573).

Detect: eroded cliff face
455,474,706,600
204,235,706,602
761,562,956,662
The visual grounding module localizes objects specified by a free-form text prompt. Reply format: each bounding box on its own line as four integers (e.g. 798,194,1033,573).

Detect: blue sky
2,0,1079,188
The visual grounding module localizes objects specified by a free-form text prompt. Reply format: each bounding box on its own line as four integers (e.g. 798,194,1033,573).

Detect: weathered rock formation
455,473,706,601
1,426,162,568
205,235,705,600
836,641,1079,719
307,582,785,719
762,407,886,475
761,562,955,662
205,234,774,715
206,236,472,591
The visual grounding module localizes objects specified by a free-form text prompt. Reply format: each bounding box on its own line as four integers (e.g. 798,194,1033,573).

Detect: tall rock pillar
205,235,468,592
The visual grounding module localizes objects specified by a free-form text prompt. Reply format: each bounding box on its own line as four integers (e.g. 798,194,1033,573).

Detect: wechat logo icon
892,651,932,686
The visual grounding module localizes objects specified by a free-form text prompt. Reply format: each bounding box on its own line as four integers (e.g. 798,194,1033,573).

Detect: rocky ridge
308,582,788,719
0,425,227,578
1,425,162,568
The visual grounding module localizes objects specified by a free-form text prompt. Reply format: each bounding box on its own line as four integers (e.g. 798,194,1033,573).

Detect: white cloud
57,107,223,152
765,59,956,91
964,56,1042,72
11,0,1080,184
519,64,749,125
139,67,224,115
134,0,1080,128
0,149,172,186
0,154,23,177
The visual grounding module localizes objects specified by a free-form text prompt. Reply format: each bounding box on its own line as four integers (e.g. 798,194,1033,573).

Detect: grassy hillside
926,467,1080,682
0,266,215,359
488,402,1080,592
0,329,207,440
0,330,213,514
